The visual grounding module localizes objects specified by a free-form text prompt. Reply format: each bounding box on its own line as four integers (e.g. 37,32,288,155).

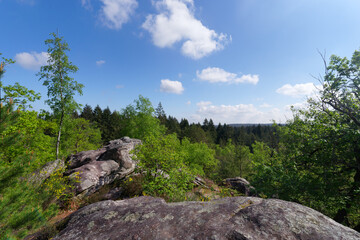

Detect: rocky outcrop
53,196,360,240
65,137,141,197
223,177,257,196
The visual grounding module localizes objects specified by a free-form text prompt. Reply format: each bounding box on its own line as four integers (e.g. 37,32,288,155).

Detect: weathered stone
99,137,141,170
65,137,141,197
53,196,360,240
224,177,257,196
69,160,119,194
66,149,106,169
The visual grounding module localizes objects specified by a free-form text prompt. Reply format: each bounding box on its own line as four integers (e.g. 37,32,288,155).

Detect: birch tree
38,32,83,159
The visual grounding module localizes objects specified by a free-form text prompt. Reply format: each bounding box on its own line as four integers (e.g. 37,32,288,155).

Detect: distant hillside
228,123,285,127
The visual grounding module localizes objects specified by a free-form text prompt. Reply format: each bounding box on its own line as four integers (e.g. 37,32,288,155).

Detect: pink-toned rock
53,196,360,240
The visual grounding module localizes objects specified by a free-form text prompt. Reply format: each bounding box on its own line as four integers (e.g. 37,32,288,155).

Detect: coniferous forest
1,33,360,239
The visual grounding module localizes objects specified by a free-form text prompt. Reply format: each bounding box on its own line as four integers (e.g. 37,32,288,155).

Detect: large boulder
223,177,257,196
53,196,360,240
65,137,141,197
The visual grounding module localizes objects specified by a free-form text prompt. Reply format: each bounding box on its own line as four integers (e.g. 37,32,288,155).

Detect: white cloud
115,84,124,89
15,51,49,70
191,101,286,124
96,60,106,66
260,103,272,108
160,79,184,94
186,100,191,105
81,0,92,10
99,0,138,29
276,83,321,98
196,67,259,85
142,0,229,59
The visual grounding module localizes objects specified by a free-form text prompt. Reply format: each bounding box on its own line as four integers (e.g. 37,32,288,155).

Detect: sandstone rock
53,196,360,240
99,138,141,170
66,149,106,169
69,160,119,194
66,137,141,197
224,177,257,196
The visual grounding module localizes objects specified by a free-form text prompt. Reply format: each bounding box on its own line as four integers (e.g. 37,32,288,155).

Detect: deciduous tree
38,32,84,159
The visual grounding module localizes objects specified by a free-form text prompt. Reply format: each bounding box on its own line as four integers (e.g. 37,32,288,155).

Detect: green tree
61,117,102,156
249,49,360,230
135,133,193,201
0,53,40,110
38,32,84,159
120,95,165,140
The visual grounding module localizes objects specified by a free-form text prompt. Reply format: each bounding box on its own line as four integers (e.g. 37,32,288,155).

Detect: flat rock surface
53,196,360,240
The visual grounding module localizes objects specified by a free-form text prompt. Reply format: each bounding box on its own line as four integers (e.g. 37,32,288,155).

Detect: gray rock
66,138,141,197
66,149,106,169
224,177,257,196
53,196,360,240
69,160,119,194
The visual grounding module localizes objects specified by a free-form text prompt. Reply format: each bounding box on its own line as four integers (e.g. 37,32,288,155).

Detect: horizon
1,0,360,124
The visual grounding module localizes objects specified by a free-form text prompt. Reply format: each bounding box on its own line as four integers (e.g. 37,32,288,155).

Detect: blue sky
1,0,360,124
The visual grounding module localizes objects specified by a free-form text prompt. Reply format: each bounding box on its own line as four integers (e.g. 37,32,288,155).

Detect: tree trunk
56,110,64,159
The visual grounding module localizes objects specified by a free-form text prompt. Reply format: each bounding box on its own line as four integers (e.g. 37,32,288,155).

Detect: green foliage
60,117,102,156
181,138,217,177
135,133,193,201
135,132,218,201
248,49,360,230
120,95,165,140
38,32,83,115
0,154,59,240
38,32,84,159
216,140,252,180
0,53,40,110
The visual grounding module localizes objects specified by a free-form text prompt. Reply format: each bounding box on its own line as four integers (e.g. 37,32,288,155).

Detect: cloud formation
196,67,259,85
160,79,184,94
191,101,285,124
82,0,138,29
15,51,49,70
276,83,321,98
143,0,229,59
96,60,106,66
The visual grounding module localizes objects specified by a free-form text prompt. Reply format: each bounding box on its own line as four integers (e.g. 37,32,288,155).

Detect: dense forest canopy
0,34,359,239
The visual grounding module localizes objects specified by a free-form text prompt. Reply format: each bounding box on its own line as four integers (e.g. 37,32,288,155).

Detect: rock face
65,137,141,197
53,196,360,240
223,177,257,196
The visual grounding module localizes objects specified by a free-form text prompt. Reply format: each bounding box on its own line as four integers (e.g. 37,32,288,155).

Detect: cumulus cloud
196,67,259,85
160,79,184,94
96,60,106,66
276,83,321,98
15,51,49,70
191,101,286,124
98,0,138,29
142,0,229,59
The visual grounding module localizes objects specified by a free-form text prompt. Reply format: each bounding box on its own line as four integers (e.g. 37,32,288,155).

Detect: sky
1,0,360,124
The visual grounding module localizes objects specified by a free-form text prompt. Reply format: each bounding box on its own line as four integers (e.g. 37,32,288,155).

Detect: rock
99,137,141,170
66,149,106,169
224,177,257,196
65,137,141,197
28,159,64,185
69,160,119,194
53,196,360,240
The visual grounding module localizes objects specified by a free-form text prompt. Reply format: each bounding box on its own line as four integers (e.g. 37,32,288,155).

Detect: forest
1,33,359,239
